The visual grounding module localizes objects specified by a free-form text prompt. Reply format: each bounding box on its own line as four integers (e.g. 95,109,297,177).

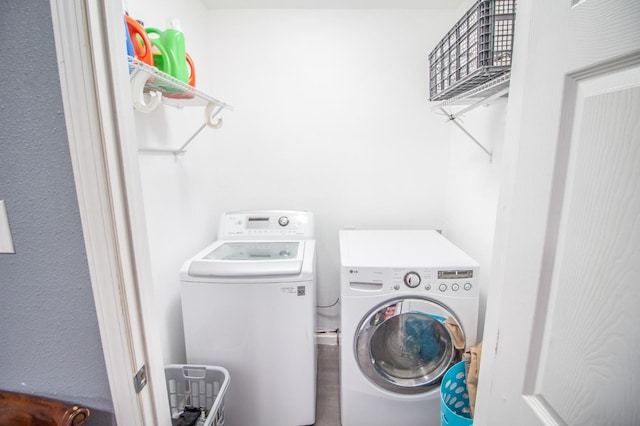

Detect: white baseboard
315,331,339,346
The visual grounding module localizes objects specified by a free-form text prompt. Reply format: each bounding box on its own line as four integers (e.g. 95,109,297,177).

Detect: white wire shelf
433,72,511,108
128,56,233,155
128,56,232,109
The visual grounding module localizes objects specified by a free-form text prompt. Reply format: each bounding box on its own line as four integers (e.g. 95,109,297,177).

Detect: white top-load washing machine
339,230,479,426
180,210,316,426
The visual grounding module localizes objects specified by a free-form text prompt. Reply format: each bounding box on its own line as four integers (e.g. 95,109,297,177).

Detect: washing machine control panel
219,211,314,238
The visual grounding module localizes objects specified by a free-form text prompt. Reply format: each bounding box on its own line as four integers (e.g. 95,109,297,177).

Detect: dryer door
355,296,463,394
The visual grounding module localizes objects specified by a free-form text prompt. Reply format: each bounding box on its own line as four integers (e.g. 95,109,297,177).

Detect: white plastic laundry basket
165,364,230,426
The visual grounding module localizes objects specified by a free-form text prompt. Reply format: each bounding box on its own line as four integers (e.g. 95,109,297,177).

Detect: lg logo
349,269,359,274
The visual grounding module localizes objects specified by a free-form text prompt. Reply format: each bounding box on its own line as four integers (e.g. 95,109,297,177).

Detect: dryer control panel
343,266,478,297
219,210,314,239
394,268,477,296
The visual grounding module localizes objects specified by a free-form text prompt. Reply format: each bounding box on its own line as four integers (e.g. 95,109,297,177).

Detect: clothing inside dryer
370,311,453,381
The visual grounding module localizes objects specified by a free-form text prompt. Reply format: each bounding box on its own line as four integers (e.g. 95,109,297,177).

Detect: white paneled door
477,0,640,425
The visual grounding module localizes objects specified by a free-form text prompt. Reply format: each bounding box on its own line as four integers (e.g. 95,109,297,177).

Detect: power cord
316,297,340,308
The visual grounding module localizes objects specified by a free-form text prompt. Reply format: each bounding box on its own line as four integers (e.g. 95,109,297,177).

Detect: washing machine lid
187,240,305,277
354,296,463,394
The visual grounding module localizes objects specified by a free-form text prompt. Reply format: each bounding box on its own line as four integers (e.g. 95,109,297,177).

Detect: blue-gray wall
0,2,115,424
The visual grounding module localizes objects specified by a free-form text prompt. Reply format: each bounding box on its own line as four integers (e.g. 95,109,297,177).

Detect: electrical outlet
0,201,15,254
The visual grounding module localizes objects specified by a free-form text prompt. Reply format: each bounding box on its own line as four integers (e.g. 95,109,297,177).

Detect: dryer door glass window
355,297,462,394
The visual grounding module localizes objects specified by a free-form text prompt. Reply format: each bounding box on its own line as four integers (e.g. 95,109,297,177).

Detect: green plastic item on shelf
145,23,189,85
146,28,171,76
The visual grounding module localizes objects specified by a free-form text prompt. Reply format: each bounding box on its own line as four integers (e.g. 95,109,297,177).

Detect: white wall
442,99,507,340
129,4,461,364
204,8,460,330
127,0,220,365
440,0,510,342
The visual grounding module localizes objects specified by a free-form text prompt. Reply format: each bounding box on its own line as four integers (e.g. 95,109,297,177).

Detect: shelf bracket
137,104,224,155
440,107,493,160
432,73,511,162
174,102,225,153
129,56,233,155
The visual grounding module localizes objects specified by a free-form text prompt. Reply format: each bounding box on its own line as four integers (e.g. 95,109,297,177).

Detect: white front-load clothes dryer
339,230,480,426
181,210,316,426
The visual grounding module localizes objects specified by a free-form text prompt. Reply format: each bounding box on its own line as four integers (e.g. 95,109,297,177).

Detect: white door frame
50,0,169,424
50,0,576,424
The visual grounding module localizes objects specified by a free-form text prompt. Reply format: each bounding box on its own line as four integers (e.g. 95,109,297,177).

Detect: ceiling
202,0,467,9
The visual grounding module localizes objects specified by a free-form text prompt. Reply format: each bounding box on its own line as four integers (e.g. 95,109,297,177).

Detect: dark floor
315,344,341,426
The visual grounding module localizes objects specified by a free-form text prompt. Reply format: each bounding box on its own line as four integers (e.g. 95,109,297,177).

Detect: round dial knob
404,272,421,288
278,216,289,227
